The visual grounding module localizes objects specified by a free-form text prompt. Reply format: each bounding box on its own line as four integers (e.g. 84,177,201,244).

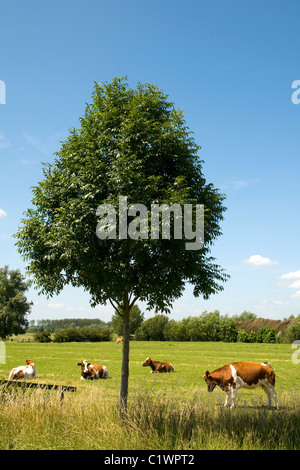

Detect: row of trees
28,317,108,333
31,309,300,344
133,311,300,343
133,311,279,343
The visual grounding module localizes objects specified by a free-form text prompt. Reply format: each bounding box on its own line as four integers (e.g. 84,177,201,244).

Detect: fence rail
0,379,76,405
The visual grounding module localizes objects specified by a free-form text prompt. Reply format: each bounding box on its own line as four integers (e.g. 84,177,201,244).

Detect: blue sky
1,1,300,322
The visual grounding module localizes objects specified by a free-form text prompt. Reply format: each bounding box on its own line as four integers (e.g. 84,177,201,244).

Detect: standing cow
203,361,279,409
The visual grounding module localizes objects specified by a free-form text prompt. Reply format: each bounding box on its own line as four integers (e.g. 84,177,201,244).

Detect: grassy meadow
0,340,299,450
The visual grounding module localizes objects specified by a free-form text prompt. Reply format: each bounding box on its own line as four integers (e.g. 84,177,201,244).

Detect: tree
0,266,32,338
15,77,228,415
135,314,170,341
236,310,257,321
285,321,300,343
111,304,144,336
218,315,238,342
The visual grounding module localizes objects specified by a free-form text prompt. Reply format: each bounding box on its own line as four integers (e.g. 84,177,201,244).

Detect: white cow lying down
9,359,36,380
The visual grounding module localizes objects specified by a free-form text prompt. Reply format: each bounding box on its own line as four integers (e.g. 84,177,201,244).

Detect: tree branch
109,297,123,317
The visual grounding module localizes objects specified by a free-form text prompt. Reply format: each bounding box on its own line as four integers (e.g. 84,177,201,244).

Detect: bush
248,331,257,343
33,331,52,343
53,327,112,343
256,327,276,343
237,329,250,343
237,329,257,343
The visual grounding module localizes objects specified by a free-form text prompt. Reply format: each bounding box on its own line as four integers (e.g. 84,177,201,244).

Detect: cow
8,359,36,380
116,337,123,344
203,361,279,409
142,356,174,373
77,360,109,380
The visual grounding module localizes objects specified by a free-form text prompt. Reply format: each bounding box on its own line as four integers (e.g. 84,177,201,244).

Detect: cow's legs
261,384,272,407
269,385,279,409
261,383,279,409
224,390,231,407
224,387,237,408
230,387,237,408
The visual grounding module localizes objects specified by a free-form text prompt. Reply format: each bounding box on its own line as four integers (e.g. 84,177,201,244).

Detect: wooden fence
0,379,76,405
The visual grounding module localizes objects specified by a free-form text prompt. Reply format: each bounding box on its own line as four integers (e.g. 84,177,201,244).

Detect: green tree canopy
0,266,32,338
15,77,228,414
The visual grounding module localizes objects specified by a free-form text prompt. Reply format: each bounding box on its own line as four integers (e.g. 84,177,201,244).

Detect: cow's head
203,371,217,392
142,357,151,367
26,359,35,366
77,360,91,378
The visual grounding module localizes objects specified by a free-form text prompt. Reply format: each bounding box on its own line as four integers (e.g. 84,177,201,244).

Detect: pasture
0,340,299,450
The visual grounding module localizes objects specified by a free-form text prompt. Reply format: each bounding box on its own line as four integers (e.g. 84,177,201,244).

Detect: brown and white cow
77,360,109,380
8,359,36,380
203,361,279,409
142,356,174,373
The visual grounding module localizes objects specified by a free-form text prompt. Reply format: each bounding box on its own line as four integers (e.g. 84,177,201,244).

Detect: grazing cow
203,361,279,409
8,359,36,380
116,337,123,344
142,356,174,373
77,360,109,380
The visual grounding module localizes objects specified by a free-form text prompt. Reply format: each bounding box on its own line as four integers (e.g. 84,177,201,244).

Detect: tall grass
0,384,299,450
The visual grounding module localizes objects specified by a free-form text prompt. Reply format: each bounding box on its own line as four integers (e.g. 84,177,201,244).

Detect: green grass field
0,340,299,450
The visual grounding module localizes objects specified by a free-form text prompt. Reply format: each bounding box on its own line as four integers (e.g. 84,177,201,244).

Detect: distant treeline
28,311,300,344
28,318,110,333
134,311,300,344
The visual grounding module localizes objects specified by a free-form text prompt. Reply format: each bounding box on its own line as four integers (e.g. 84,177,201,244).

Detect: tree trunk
119,294,130,418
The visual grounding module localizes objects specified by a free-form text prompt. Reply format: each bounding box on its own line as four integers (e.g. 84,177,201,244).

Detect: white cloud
47,303,64,309
0,208,7,218
280,270,300,280
289,280,300,289
279,270,300,298
243,254,277,266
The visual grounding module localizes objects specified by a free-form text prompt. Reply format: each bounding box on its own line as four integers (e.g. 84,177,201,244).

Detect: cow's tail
263,361,277,385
